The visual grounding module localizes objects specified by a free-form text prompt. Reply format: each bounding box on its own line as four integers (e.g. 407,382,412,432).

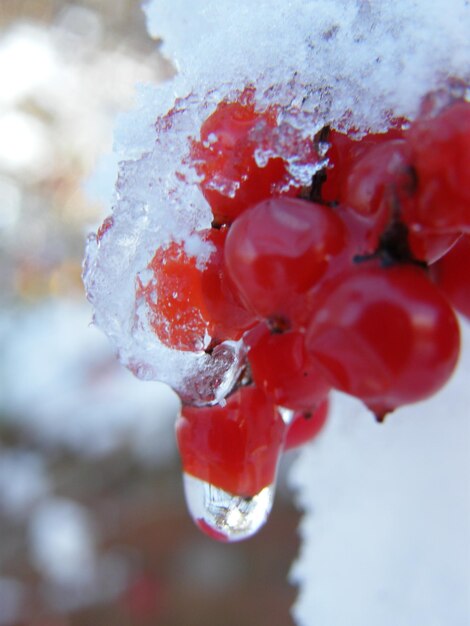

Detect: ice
84,0,470,404
183,473,275,542
289,319,470,626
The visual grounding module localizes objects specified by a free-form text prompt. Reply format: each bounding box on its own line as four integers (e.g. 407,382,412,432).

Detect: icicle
182,473,275,542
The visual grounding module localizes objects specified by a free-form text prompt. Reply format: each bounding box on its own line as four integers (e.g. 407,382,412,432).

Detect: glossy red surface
225,197,347,328
176,386,285,497
246,325,330,410
431,234,470,320
306,264,460,417
284,399,329,451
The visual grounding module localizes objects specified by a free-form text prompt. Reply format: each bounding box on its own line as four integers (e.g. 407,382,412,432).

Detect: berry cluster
134,87,470,540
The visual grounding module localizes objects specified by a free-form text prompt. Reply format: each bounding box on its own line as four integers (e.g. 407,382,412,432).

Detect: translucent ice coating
183,474,275,542
83,0,470,402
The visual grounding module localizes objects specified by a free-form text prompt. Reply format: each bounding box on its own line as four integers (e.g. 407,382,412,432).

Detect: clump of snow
83,0,470,402
144,0,470,128
289,319,470,626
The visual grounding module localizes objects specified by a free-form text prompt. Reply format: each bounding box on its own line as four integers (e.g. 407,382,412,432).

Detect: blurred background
0,2,300,624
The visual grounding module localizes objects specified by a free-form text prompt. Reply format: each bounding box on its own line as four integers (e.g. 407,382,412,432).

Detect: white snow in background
0,301,179,462
29,498,97,587
0,451,50,520
289,319,470,626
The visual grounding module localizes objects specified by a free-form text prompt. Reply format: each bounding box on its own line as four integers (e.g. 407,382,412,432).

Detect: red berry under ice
87,86,470,541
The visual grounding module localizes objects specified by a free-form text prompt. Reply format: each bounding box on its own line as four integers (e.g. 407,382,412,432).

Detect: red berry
191,90,298,225
176,386,285,497
284,399,329,451
341,137,461,263
245,324,331,410
138,229,255,352
406,99,470,233
430,234,470,320
200,229,257,340
345,139,412,218
305,264,460,418
224,197,347,329
407,230,461,265
321,127,405,205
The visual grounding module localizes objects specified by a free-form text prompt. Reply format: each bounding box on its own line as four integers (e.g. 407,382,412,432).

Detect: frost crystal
84,1,470,398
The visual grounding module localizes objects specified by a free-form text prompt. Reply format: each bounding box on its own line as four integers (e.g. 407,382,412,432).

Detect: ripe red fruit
224,197,347,329
341,137,460,263
176,386,285,497
138,229,255,352
345,139,412,220
245,324,331,410
406,99,470,233
321,127,405,205
407,230,461,265
305,264,460,418
430,234,470,320
284,398,329,451
190,91,298,225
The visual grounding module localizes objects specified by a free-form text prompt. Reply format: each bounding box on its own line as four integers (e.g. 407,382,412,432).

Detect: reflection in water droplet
278,406,295,425
183,473,275,542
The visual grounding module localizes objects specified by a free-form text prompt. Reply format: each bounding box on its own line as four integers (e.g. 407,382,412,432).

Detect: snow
82,1,470,623
0,301,179,461
0,451,50,520
290,319,470,626
84,0,470,403
144,0,470,128
29,498,97,588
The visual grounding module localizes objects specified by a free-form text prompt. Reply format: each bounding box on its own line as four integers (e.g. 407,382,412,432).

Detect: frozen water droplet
183,473,275,542
179,340,245,406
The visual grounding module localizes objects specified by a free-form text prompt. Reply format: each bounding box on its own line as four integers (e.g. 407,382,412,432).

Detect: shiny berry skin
342,137,460,263
344,139,413,225
284,398,329,451
406,99,470,233
224,197,347,329
305,264,460,418
199,229,257,340
138,229,255,352
176,386,285,497
245,324,331,410
430,234,470,320
321,127,405,205
191,92,297,226
408,230,461,265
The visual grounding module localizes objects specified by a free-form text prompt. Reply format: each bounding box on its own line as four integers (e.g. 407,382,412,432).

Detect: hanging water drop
182,473,276,542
